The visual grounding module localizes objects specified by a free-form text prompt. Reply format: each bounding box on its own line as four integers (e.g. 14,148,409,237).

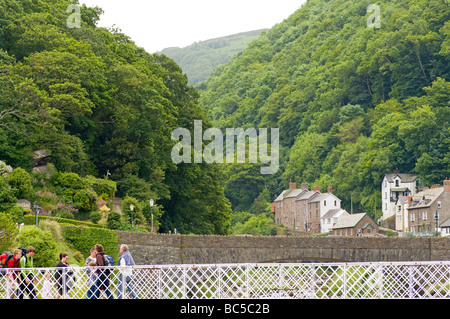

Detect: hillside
0,0,231,235
160,29,265,85
199,0,450,216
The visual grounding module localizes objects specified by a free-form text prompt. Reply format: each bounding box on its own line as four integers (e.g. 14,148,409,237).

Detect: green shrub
107,211,122,230
18,225,59,267
0,212,19,252
63,225,119,262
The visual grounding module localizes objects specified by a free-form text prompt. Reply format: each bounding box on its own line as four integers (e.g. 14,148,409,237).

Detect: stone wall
115,231,450,265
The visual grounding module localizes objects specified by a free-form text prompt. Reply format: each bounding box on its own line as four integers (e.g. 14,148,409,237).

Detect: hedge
24,214,105,228
62,225,119,263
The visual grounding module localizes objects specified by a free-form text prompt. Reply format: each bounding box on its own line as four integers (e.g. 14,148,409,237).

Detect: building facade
330,213,379,237
381,171,418,221
273,182,342,233
406,179,450,234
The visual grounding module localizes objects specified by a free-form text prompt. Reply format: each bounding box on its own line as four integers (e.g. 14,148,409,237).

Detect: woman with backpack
94,244,114,299
6,249,22,299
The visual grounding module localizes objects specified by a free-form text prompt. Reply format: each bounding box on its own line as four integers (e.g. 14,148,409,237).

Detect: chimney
313,186,321,192
289,179,296,190
408,196,412,205
301,183,309,190
327,185,332,194
444,179,450,192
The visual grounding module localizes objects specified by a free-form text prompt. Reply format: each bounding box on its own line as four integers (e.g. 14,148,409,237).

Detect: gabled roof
308,192,339,203
407,187,444,209
284,188,306,198
440,218,450,228
295,190,319,201
321,208,348,220
384,173,418,183
332,213,367,229
274,189,289,202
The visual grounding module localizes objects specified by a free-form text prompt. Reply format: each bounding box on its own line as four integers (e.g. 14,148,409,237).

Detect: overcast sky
79,0,306,53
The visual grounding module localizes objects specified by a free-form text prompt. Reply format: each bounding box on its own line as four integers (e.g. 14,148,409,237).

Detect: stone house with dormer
406,179,450,234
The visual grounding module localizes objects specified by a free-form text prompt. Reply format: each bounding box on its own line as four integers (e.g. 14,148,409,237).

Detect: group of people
5,246,36,299
4,244,138,299
83,243,137,299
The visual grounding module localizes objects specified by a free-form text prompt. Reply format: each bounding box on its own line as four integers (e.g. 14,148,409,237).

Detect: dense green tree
200,0,450,219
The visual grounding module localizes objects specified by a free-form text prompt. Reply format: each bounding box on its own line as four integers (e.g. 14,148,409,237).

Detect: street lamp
130,204,134,231
33,201,40,226
150,199,154,233
434,210,439,237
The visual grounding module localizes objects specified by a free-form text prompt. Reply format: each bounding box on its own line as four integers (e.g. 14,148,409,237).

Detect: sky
79,0,307,53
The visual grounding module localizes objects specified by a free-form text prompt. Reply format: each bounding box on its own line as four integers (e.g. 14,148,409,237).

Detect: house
273,181,342,233
440,218,450,237
381,170,418,221
321,208,349,233
330,213,379,237
273,180,309,229
17,199,31,210
395,196,410,233
307,188,341,233
406,179,450,234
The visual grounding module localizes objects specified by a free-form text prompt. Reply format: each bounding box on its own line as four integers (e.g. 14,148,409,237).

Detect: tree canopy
0,0,232,234
199,0,450,219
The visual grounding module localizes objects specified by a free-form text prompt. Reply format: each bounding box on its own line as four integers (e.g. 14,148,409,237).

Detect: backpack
0,251,14,276
0,251,13,268
103,254,114,266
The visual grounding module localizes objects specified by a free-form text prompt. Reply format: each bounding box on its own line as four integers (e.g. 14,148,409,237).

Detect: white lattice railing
1,261,450,299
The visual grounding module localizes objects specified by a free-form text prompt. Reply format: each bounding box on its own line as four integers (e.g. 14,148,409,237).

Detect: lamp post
434,210,439,237
130,204,134,231
150,199,154,233
33,201,40,227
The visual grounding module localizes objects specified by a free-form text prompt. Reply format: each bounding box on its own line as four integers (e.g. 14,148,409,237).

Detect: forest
199,0,450,220
0,0,231,235
0,0,449,237
160,29,265,86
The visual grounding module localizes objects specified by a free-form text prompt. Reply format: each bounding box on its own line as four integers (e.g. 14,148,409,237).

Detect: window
395,180,400,187
422,212,427,220
437,201,442,208
334,200,337,206
411,213,415,222
324,200,326,206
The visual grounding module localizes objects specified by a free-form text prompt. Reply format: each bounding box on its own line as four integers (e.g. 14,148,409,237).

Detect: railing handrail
2,261,450,299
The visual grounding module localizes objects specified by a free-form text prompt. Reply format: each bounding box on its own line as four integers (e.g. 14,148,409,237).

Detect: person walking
18,246,36,299
94,244,113,299
6,249,22,299
85,248,97,299
117,244,137,299
55,253,73,299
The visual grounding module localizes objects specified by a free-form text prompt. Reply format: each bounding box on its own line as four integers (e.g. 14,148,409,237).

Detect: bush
0,212,19,252
7,167,32,199
18,225,59,267
63,225,119,262
107,211,122,230
90,211,102,224
73,188,97,215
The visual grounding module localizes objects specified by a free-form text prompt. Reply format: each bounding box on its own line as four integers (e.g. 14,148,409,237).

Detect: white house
381,171,418,221
308,191,342,233
321,208,349,233
395,196,409,234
